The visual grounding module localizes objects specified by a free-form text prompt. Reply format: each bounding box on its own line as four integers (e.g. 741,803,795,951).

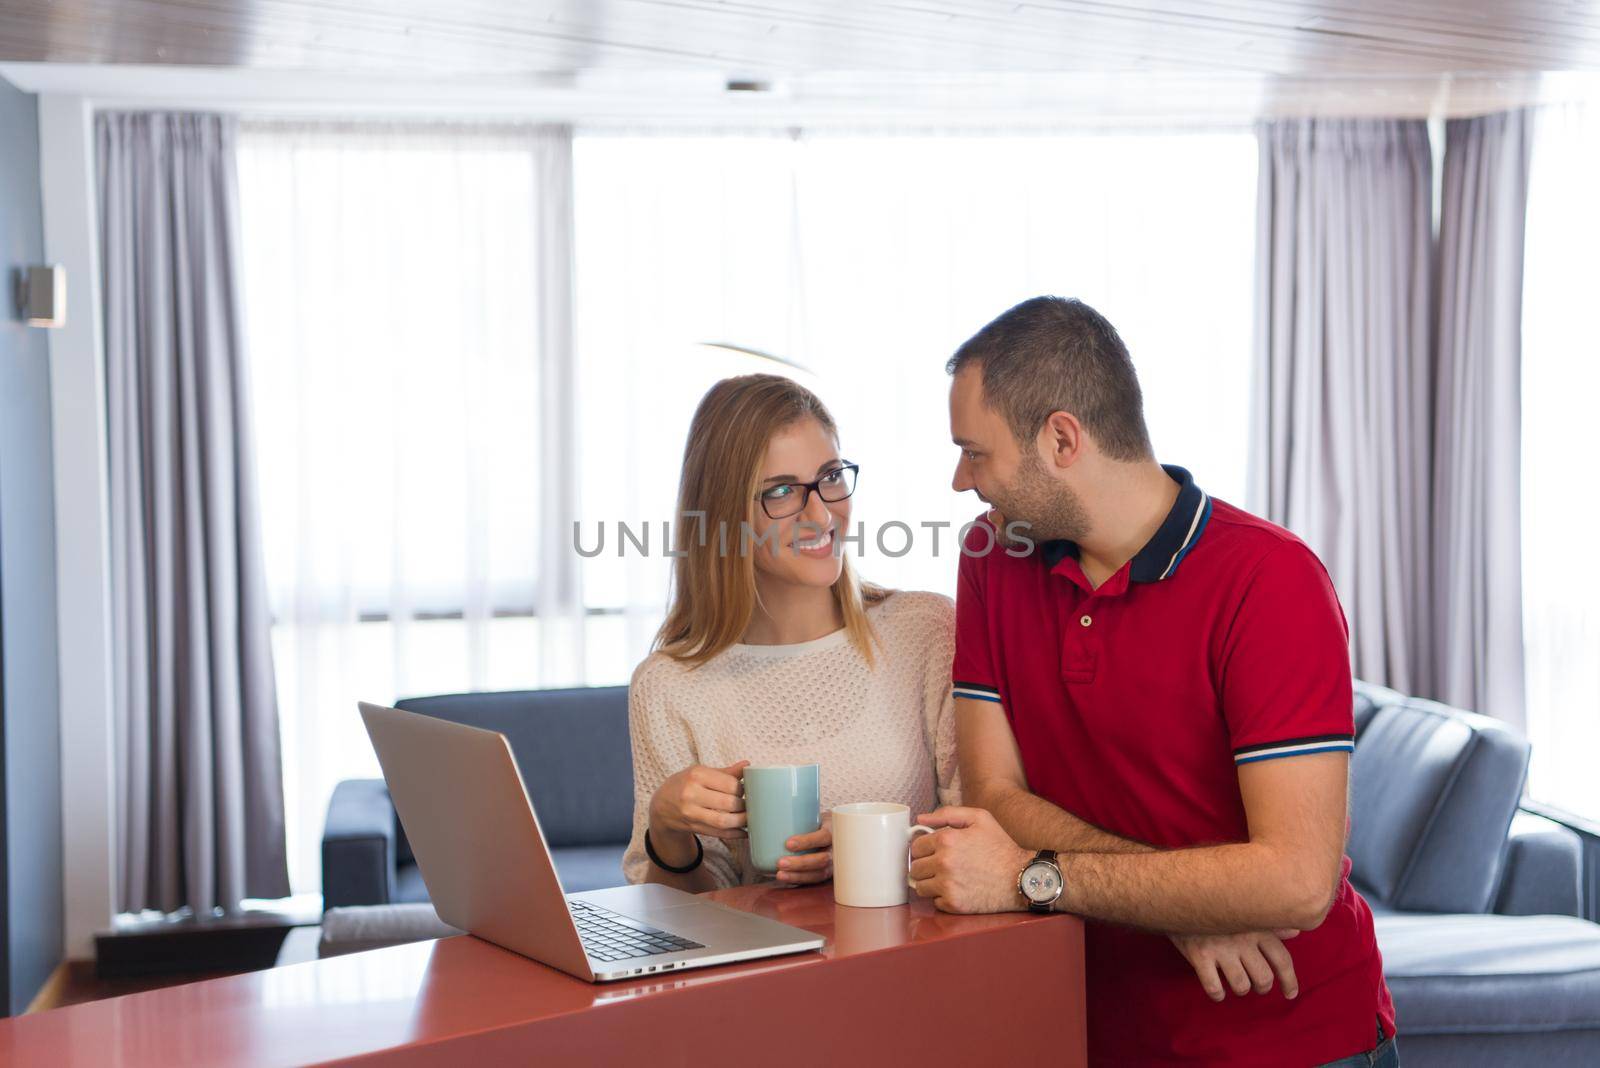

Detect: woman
623,374,959,891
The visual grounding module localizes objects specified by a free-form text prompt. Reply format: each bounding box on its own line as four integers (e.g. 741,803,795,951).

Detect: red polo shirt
953,466,1393,1067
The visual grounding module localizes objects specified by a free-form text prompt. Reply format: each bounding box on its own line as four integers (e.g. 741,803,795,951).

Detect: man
911,297,1396,1067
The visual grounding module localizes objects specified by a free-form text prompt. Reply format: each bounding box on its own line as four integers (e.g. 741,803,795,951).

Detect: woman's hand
1169,930,1300,1002
649,760,750,842
776,818,833,886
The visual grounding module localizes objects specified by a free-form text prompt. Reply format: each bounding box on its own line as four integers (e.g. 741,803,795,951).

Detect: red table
0,885,1086,1066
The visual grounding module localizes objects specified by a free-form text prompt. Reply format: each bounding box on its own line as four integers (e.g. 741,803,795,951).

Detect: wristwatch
1018,849,1064,913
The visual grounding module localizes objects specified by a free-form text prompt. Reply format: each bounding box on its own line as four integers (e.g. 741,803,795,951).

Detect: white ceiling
4,1,1600,75
3,2,1599,121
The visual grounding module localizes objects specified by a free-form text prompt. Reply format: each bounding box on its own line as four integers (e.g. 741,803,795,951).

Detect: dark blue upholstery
321,778,399,910
393,860,428,905
1350,684,1600,1067
321,686,633,909
1353,680,1403,741
1348,694,1529,913
1377,913,1600,1066
550,844,634,893
395,688,634,848
1497,811,1585,917
319,680,1600,1067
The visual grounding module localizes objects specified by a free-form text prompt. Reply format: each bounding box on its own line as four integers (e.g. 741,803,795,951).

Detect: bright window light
1522,101,1600,818
241,123,1258,893
574,129,1257,623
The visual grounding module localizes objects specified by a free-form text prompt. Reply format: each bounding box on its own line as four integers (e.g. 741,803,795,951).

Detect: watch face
1022,861,1063,903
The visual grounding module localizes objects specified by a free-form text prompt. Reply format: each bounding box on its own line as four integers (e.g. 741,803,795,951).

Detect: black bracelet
645,829,704,874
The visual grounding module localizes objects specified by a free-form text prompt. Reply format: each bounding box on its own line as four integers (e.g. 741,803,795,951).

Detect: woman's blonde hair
654,374,889,667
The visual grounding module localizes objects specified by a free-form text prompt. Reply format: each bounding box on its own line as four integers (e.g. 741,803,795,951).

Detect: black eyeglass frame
755,462,860,520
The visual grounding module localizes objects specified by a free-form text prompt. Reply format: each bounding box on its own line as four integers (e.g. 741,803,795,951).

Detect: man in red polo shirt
909,297,1396,1067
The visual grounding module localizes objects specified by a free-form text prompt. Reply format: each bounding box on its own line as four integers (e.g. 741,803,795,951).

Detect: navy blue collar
1040,465,1213,583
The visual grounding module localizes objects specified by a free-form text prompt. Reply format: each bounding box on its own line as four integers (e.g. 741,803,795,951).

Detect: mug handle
905,824,935,891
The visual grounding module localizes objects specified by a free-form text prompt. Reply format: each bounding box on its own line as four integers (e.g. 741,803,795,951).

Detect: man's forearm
980,782,1152,855
985,787,1326,934
1058,842,1336,934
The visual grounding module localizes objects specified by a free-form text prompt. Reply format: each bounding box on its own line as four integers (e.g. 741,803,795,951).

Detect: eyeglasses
755,463,859,519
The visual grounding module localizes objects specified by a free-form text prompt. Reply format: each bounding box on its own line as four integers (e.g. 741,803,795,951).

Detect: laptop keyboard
569,900,704,963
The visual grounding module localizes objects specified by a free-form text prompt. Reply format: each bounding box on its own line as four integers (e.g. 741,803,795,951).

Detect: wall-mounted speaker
15,265,66,328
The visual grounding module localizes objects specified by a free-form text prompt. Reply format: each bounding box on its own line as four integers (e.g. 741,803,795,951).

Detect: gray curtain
1432,111,1533,730
1250,120,1435,695
99,112,289,914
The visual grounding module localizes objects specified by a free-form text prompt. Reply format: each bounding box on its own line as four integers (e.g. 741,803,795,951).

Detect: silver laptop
358,701,824,982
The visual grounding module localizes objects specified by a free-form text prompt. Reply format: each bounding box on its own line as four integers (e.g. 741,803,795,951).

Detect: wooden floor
27,927,321,1014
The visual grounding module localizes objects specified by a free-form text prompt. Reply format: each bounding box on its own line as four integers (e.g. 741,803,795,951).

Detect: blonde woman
623,374,959,891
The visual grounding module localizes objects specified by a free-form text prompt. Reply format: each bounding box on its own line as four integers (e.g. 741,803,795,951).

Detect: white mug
831,802,935,908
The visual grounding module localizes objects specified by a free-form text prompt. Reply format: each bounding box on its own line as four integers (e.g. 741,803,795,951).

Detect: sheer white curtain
240,122,1259,892
1522,101,1600,818
237,122,578,892
572,135,803,682
574,128,1258,660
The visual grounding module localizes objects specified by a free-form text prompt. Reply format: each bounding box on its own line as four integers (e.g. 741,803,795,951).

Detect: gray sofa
1350,681,1600,1066
321,686,633,911
321,682,1600,1064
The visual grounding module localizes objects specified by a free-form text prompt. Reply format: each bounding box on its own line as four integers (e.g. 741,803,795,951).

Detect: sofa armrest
321,779,396,911
1521,800,1600,922
1495,810,1583,917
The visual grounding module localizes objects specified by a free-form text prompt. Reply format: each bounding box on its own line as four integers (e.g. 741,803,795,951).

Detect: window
238,123,565,892
1522,101,1600,817
574,128,1257,617
241,122,1258,892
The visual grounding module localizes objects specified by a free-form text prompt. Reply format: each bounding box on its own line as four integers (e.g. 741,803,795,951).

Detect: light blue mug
743,763,821,873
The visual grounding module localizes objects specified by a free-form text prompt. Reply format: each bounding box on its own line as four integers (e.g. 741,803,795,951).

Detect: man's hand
909,806,1034,914
775,816,833,886
1170,930,1300,1002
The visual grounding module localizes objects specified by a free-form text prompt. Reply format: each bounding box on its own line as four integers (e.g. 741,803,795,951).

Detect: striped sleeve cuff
1233,734,1355,765
952,681,1002,703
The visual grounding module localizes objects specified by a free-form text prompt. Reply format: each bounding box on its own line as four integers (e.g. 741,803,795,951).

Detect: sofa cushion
1353,680,1403,740
394,806,415,866
1348,697,1529,912
394,862,431,904
1392,1031,1600,1068
551,844,627,894
396,687,633,848
1376,913,1600,1035
393,844,622,907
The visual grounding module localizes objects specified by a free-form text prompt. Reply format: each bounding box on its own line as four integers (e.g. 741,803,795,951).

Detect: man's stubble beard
988,449,1090,546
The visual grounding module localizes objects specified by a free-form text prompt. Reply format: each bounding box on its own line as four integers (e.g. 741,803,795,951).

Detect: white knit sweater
623,590,961,888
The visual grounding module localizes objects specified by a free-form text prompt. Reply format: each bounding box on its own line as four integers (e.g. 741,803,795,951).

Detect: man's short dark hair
945,296,1153,462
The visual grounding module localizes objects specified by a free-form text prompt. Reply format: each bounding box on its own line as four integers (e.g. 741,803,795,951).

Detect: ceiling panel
2,1,1599,76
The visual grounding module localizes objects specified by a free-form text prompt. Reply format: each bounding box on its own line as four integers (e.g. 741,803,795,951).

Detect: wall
0,72,63,1016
